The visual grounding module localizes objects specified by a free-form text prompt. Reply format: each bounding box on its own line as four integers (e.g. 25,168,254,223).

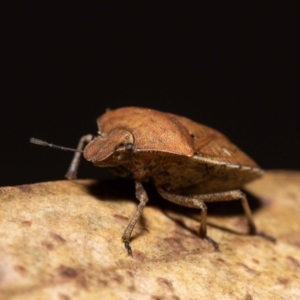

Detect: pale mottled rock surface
0,171,299,299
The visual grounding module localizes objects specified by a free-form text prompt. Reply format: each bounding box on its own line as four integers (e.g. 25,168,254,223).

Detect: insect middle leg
195,189,275,242
157,188,219,250
157,188,275,250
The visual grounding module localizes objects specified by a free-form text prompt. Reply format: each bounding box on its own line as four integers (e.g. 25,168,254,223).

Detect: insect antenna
30,138,83,153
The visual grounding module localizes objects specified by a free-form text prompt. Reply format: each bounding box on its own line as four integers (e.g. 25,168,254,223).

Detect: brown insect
31,107,275,255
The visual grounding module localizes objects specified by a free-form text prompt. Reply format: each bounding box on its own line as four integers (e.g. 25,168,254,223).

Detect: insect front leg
122,181,149,255
157,188,219,250
65,134,93,179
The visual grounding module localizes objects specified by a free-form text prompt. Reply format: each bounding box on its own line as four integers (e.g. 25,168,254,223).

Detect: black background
1,3,299,187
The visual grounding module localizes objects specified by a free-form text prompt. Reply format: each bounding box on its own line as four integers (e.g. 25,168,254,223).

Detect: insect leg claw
204,235,219,251
254,231,276,243
124,240,133,256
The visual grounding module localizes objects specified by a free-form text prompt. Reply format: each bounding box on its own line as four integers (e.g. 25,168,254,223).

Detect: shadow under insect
86,178,265,240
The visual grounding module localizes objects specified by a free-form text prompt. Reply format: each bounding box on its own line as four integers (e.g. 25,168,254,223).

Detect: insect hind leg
157,188,275,250
200,189,275,242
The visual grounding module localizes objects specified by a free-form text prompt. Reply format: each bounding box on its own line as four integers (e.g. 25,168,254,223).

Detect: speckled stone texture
0,171,299,299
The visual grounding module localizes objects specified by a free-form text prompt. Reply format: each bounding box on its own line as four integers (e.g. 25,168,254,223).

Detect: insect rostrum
31,107,275,255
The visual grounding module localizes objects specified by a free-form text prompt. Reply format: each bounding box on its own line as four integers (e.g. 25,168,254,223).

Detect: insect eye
125,143,133,152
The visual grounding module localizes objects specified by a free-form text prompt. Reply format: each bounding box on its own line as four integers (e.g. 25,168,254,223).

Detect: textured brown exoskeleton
31,107,275,254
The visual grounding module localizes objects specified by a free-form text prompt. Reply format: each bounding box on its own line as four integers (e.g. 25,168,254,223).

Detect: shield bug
30,107,275,255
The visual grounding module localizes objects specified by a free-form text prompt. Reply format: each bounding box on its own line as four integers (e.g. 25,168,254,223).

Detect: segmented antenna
30,138,83,153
